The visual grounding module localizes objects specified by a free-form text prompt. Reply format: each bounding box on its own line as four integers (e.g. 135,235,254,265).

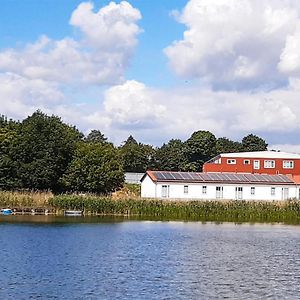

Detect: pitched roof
144,170,295,185
220,151,300,159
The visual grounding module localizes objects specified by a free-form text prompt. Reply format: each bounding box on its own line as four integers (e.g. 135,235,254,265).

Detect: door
216,186,223,199
235,187,243,200
254,160,260,169
282,188,289,200
162,185,170,198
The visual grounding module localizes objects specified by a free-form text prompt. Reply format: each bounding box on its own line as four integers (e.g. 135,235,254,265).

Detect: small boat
1,208,13,215
64,210,83,216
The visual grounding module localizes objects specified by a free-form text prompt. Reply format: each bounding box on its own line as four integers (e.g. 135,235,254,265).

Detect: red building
203,151,300,176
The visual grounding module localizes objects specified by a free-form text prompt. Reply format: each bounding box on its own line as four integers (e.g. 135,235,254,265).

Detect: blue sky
0,0,185,87
1,0,300,151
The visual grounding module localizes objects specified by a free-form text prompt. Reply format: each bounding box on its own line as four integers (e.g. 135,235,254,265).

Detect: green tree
10,111,83,192
61,142,124,194
0,116,21,189
216,137,243,154
155,139,187,171
184,130,217,171
85,130,109,144
242,134,268,152
119,135,155,172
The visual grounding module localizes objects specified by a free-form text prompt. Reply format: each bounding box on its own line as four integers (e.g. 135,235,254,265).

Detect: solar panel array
152,171,293,184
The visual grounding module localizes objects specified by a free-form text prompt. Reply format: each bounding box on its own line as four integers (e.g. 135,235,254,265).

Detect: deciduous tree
184,130,217,171
242,134,268,152
61,142,124,194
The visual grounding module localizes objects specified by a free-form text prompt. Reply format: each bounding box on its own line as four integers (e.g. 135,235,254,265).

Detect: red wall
203,157,300,175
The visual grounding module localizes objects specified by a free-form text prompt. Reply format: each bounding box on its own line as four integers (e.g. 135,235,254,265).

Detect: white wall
141,175,299,201
141,175,157,198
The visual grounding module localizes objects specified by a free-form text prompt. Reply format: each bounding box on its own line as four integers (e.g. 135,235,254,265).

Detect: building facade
203,151,300,176
141,170,299,201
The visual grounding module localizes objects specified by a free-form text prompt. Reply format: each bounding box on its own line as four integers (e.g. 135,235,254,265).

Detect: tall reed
0,190,53,208
49,195,300,223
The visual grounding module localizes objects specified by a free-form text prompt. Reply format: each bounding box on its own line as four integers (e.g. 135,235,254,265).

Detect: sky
1,0,300,151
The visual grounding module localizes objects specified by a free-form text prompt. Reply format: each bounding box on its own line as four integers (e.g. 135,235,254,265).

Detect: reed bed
49,195,300,223
0,190,53,208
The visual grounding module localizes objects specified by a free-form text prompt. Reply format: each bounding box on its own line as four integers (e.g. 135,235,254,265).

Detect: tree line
0,111,268,193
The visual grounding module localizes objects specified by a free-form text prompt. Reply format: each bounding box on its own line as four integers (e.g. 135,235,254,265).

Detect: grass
49,195,300,224
0,190,53,208
1,191,300,224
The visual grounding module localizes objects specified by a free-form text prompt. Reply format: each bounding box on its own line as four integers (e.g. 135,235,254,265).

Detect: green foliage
184,130,217,171
85,130,109,144
242,134,268,152
216,137,243,154
155,139,188,171
49,195,300,224
6,111,83,192
61,142,124,194
0,111,271,192
119,135,156,172
0,116,21,189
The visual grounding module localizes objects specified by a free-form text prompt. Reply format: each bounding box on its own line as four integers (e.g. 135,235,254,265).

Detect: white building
141,171,299,201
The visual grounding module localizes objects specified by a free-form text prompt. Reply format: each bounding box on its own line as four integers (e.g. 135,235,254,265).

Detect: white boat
1,208,13,215
64,210,83,216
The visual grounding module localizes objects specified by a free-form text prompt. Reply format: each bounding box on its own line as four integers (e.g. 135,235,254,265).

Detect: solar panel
173,172,183,180
151,170,294,184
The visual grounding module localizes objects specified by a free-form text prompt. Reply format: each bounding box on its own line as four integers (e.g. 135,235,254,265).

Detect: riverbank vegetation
47,195,300,223
0,191,53,208
1,191,300,224
0,111,268,194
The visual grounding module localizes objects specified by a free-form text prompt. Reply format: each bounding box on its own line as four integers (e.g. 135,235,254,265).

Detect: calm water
0,216,300,299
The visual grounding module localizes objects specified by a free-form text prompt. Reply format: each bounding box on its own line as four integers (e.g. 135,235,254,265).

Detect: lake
0,216,300,299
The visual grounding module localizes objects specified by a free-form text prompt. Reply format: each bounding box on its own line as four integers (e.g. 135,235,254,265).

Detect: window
244,160,250,165
254,160,260,169
214,158,221,164
162,185,169,198
264,160,275,168
227,159,236,164
251,187,255,195
283,160,294,169
271,187,275,196
216,186,223,199
184,185,189,194
202,186,207,194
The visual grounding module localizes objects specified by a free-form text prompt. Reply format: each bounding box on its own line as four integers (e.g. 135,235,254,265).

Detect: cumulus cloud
0,1,142,127
73,78,300,146
0,73,64,118
165,0,300,89
2,0,300,150
103,80,165,129
70,1,141,51
0,1,141,86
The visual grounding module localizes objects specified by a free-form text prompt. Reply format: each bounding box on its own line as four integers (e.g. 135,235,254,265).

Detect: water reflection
0,218,300,299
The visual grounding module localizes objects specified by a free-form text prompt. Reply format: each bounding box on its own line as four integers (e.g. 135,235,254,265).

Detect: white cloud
103,80,166,129
165,0,300,89
269,144,300,154
278,23,300,75
0,1,141,86
72,78,300,145
0,72,64,119
70,1,141,51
